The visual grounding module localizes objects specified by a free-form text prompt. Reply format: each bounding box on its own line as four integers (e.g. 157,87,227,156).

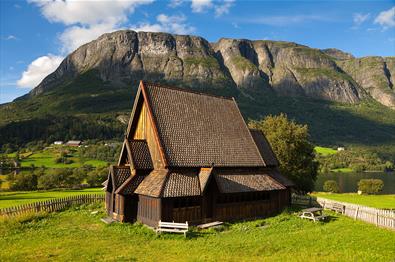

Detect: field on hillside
1,204,394,261
8,148,109,168
0,188,104,209
312,193,395,209
314,146,338,156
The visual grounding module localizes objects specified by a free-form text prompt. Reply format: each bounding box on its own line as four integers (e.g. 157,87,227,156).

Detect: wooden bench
156,220,189,237
329,203,345,214
299,208,327,222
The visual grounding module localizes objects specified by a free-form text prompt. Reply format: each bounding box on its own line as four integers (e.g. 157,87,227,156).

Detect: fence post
354,206,359,220
376,211,379,226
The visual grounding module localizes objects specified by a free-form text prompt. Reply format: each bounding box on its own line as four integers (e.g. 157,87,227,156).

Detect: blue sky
1,0,394,104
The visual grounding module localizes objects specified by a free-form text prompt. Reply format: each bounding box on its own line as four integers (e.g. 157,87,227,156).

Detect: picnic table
299,207,327,222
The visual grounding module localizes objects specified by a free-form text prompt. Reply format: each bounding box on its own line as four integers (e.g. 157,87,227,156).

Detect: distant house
337,147,345,151
104,81,294,225
53,141,63,145
65,140,82,147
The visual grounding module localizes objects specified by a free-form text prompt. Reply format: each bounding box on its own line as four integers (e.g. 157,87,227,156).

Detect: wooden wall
213,190,290,221
137,195,161,227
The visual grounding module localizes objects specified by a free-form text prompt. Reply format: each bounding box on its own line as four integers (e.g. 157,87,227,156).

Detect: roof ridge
142,81,234,101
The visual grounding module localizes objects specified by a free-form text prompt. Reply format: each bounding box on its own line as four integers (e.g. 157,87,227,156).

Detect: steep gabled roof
249,129,279,167
140,82,265,168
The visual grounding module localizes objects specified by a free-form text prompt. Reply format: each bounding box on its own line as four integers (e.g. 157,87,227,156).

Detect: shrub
357,179,384,194
323,180,339,193
86,167,109,187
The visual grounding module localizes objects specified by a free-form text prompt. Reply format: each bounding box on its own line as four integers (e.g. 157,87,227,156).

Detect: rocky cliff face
29,30,394,108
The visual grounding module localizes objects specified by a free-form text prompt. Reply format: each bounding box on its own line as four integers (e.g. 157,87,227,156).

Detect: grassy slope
11,148,108,168
312,193,395,209
314,146,338,156
0,188,104,209
0,205,394,261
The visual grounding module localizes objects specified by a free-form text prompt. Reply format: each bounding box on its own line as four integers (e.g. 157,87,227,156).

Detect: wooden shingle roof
116,173,148,195
249,129,279,167
134,169,169,197
162,170,201,197
214,169,285,193
110,166,131,192
142,82,265,168
129,140,153,169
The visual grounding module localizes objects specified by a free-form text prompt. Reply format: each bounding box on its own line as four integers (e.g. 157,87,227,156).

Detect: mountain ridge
22,30,395,109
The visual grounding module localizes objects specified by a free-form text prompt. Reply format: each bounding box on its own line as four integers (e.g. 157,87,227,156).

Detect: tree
323,180,339,193
8,172,38,191
249,114,318,193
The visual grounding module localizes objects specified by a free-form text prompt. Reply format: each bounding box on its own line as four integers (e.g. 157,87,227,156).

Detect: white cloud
190,0,233,16
29,0,153,26
132,14,195,34
214,0,234,17
17,55,63,88
352,13,370,28
191,0,213,13
4,35,18,40
374,6,395,29
169,0,184,8
59,23,120,53
29,0,154,53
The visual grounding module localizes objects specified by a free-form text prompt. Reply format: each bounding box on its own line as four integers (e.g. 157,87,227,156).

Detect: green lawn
18,150,108,168
312,192,395,209
330,167,353,173
0,205,394,261
0,188,104,209
314,146,338,156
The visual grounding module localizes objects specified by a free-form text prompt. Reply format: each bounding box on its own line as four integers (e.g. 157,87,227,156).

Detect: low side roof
142,82,265,168
249,129,279,167
214,169,285,193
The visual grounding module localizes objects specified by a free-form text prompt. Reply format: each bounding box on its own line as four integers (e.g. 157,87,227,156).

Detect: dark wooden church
104,81,294,226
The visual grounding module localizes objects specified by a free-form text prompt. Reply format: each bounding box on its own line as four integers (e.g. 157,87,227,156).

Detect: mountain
1,30,395,154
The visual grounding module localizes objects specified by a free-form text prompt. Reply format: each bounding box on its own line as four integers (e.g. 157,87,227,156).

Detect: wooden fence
0,194,105,217
292,194,395,230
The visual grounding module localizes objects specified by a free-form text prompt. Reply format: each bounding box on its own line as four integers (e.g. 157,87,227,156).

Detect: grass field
330,167,353,173
314,146,338,156
0,204,394,261
312,193,395,209
18,150,108,168
8,148,109,168
0,188,104,209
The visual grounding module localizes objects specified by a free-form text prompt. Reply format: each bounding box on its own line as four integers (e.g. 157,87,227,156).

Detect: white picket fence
292,194,395,230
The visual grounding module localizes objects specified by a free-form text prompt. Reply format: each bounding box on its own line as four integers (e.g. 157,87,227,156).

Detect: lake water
315,172,395,194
